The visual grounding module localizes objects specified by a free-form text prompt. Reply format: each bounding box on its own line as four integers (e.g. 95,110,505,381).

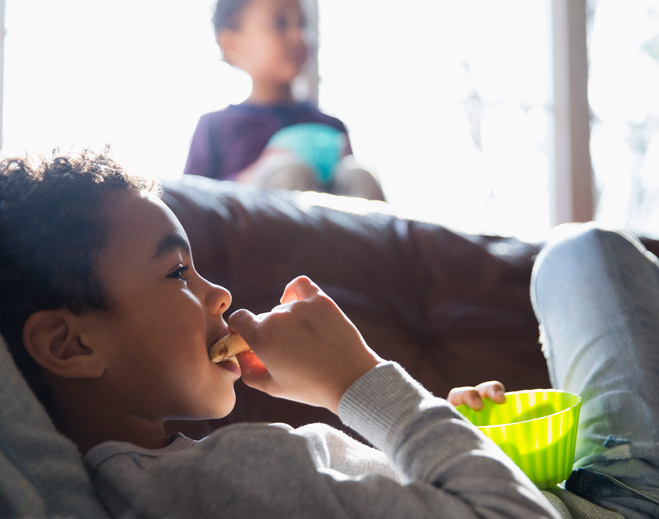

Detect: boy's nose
205,282,232,317
289,23,307,43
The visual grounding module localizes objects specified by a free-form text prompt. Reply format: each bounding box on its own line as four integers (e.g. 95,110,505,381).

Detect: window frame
0,0,5,150
550,0,594,225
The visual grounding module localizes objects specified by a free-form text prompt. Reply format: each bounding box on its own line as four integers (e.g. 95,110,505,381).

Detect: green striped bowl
457,389,581,489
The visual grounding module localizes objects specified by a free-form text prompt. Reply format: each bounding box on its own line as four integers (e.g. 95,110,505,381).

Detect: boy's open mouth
216,356,242,375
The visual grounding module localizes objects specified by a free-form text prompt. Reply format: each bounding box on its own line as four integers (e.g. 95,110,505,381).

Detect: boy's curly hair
212,0,249,31
0,149,160,406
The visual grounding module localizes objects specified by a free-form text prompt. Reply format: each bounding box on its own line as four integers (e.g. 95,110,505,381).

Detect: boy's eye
274,15,288,31
274,13,305,32
168,264,190,283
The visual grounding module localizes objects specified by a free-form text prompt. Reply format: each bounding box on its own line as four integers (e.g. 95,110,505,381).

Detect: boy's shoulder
84,423,303,474
82,423,326,516
199,102,347,132
294,101,348,132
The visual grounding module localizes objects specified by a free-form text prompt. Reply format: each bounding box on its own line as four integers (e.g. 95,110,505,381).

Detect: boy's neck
247,80,295,105
51,384,171,456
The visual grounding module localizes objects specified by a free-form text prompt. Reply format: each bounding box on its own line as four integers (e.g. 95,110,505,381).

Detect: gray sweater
84,362,560,518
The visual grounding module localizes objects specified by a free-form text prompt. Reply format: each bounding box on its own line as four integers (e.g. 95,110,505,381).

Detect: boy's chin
181,389,237,421
164,397,236,439
216,393,237,419
200,390,236,420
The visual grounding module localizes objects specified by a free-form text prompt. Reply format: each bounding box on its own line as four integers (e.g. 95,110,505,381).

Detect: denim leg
530,223,659,518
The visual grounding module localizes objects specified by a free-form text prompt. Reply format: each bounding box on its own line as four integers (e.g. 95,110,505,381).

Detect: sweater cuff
338,361,441,451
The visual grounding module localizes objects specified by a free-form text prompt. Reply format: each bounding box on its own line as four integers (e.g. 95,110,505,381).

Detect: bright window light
3,1,573,242
317,0,553,241
2,0,250,179
588,0,659,237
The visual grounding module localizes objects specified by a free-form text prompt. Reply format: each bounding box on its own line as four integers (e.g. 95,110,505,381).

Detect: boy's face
81,190,239,421
223,0,308,86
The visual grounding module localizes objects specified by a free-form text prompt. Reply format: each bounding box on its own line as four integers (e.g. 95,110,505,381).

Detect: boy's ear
217,29,237,66
22,310,105,379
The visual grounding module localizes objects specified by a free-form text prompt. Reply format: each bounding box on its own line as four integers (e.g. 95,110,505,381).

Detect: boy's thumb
227,308,259,344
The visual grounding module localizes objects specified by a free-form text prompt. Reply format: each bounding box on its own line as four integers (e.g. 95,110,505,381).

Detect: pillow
0,332,109,517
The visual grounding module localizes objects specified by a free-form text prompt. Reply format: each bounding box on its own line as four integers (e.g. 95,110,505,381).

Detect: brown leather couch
161,175,659,439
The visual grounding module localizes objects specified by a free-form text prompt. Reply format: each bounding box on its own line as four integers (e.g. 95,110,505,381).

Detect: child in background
0,150,556,518
184,0,386,201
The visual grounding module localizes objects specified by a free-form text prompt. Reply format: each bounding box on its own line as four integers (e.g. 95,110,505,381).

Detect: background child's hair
0,149,160,407
212,0,250,31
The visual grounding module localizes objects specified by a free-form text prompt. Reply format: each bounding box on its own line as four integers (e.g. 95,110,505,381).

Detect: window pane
2,0,251,179
587,0,659,237
318,0,553,240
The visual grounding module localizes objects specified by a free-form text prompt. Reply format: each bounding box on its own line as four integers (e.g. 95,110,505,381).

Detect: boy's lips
216,357,242,376
289,47,308,67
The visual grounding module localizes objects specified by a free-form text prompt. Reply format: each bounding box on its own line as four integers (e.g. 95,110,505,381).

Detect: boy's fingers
447,387,484,411
227,308,260,344
280,276,321,303
446,387,463,406
240,364,274,393
279,286,299,304
477,381,507,404
236,350,263,369
237,351,269,385
448,381,507,410
464,390,484,410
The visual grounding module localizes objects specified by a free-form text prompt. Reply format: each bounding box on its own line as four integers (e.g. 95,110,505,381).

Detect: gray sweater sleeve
337,361,559,518
85,361,559,519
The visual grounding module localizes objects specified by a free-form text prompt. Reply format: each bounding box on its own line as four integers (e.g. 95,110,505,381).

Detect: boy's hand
447,381,506,411
227,276,383,414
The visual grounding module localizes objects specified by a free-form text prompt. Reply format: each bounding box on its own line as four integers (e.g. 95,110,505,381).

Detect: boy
184,0,386,201
0,151,557,517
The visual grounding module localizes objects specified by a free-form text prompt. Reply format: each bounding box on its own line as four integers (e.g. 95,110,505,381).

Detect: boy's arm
338,362,558,518
226,277,559,519
88,363,559,519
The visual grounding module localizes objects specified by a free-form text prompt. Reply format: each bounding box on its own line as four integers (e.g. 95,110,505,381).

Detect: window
587,0,659,238
4,1,653,241
1,0,250,179
317,0,553,241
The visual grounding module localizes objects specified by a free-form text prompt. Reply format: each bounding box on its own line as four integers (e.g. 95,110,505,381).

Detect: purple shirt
184,101,351,180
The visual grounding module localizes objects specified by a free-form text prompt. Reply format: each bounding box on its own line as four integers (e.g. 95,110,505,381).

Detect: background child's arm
447,381,507,411
228,276,383,414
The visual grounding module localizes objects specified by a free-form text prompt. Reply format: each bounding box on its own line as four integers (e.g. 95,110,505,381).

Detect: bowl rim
459,388,582,430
